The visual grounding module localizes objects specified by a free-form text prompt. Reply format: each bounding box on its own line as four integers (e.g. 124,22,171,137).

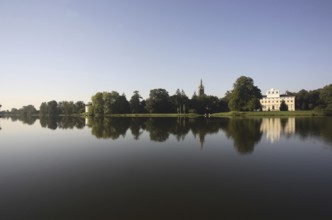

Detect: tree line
1,101,85,117
2,76,332,116
286,84,332,111
39,100,85,116
87,89,229,116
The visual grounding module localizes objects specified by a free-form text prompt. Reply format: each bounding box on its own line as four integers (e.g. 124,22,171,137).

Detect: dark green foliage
91,92,104,116
39,100,85,116
320,84,332,111
170,89,189,114
75,101,86,114
146,89,172,113
279,100,288,111
90,91,130,115
9,105,37,117
130,91,146,113
112,94,130,114
47,100,59,116
228,76,262,111
286,84,332,112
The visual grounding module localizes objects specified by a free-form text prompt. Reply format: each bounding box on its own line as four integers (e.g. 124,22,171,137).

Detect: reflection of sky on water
260,118,295,143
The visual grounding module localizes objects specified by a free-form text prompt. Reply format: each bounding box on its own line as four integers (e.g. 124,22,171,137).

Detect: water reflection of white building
260,118,295,143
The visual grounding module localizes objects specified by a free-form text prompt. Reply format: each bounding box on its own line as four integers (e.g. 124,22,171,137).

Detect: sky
0,0,332,110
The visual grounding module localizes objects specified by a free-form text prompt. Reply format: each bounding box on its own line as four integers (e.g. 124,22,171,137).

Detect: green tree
59,101,75,115
228,76,262,111
279,100,288,111
39,102,48,116
91,92,104,116
47,100,59,116
146,89,172,113
130,91,145,113
320,84,332,111
102,92,113,114
74,101,85,114
112,93,130,114
170,89,189,113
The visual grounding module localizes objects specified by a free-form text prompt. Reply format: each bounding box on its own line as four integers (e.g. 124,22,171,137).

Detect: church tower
198,79,205,96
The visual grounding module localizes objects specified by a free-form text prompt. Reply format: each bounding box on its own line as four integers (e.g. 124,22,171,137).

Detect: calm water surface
0,116,332,220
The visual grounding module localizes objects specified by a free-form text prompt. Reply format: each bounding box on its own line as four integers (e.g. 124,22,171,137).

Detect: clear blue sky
1,0,331,110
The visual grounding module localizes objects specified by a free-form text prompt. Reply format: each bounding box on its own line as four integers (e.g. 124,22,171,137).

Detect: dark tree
130,91,145,113
112,94,130,114
91,92,104,116
228,76,262,111
170,89,189,113
320,84,332,111
146,89,172,113
279,100,288,111
47,100,59,116
39,102,47,116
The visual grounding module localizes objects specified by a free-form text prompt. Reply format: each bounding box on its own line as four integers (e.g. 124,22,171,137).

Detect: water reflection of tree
295,117,332,146
190,118,224,149
129,118,148,140
90,117,131,140
221,118,262,154
10,115,38,125
58,117,85,129
145,118,174,142
40,116,85,130
169,117,191,142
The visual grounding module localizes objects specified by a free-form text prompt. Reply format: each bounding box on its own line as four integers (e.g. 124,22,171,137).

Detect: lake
1,116,332,220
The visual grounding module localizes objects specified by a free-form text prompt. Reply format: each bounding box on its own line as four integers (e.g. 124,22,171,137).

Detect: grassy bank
107,113,201,118
211,110,323,118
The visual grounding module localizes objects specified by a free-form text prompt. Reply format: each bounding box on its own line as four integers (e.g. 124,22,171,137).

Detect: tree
91,92,104,116
279,100,288,111
130,91,145,113
59,101,75,115
102,92,113,114
112,93,130,114
320,84,332,111
170,89,189,114
74,101,85,114
228,76,262,111
47,100,59,116
40,103,48,116
146,89,172,113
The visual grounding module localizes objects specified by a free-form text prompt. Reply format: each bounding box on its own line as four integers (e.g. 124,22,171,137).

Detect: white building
260,88,295,111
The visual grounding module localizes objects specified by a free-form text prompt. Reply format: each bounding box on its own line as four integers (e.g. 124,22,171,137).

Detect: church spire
198,79,205,97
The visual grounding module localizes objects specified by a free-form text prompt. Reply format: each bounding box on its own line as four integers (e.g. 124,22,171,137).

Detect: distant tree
228,76,262,111
130,91,145,113
75,101,85,114
146,89,172,113
279,100,288,111
219,91,231,112
39,102,48,116
91,92,104,116
102,92,113,114
320,84,332,111
112,93,130,114
59,101,75,115
170,89,189,113
47,100,59,116
11,108,19,115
